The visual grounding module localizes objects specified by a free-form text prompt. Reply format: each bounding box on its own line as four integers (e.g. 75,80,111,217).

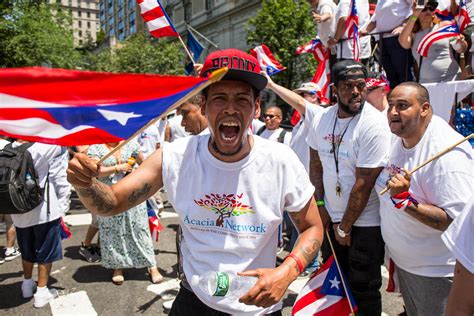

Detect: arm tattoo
309,149,325,200
77,181,115,215
405,204,453,231
128,182,151,206
301,238,321,262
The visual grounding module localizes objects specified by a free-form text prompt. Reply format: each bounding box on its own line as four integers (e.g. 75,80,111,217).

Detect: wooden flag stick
178,35,196,65
97,67,228,165
325,230,356,315
379,133,474,195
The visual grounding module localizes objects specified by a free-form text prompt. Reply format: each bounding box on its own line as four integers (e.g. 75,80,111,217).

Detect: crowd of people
1,0,473,315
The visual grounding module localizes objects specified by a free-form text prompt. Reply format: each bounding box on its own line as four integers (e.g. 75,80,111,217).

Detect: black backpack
256,126,287,144
0,143,44,214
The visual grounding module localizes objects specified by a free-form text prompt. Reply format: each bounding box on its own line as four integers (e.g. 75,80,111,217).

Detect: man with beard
306,60,390,315
67,49,324,315
376,82,473,315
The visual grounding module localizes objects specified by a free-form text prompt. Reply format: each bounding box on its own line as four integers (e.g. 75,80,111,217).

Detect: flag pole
379,133,474,195
97,68,228,165
178,35,196,65
186,24,219,48
325,230,356,315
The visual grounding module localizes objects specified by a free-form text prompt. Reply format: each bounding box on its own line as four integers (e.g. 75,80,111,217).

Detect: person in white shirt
328,0,371,63
376,82,473,315
0,136,21,264
362,0,415,87
166,110,190,142
137,125,161,159
67,48,324,315
307,60,391,315
442,195,474,316
10,141,64,308
179,95,208,135
308,0,337,50
257,106,292,146
365,72,390,113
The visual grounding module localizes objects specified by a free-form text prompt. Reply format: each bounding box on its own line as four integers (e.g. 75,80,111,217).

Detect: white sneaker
33,288,58,308
5,248,21,261
21,279,37,298
162,298,175,310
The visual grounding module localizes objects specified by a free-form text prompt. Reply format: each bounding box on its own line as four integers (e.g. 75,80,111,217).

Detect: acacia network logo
188,193,266,234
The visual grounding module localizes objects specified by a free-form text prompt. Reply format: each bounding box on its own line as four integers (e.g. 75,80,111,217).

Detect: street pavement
0,195,404,315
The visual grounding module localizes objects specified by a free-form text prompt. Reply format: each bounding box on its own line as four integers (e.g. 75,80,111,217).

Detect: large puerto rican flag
417,22,461,57
250,44,286,76
312,39,331,104
0,67,210,146
138,0,179,38
457,0,472,32
292,255,357,316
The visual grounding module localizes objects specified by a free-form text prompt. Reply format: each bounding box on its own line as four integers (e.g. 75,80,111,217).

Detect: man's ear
420,101,430,117
254,98,261,119
331,84,338,97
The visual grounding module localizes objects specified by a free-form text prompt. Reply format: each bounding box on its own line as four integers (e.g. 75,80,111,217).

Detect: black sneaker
4,248,21,261
79,243,100,263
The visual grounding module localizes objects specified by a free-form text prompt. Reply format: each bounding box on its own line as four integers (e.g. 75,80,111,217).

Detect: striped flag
296,38,321,55
417,22,461,57
138,0,179,38
456,0,472,32
0,67,211,146
344,0,360,61
292,255,357,316
147,200,163,241
312,41,331,104
250,44,286,76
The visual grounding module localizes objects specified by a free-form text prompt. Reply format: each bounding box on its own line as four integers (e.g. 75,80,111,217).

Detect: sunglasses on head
264,114,277,119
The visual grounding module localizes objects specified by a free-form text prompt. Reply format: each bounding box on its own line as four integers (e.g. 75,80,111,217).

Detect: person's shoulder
164,134,203,155
428,116,472,151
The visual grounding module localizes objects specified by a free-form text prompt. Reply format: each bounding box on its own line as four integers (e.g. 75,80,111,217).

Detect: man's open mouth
218,121,241,142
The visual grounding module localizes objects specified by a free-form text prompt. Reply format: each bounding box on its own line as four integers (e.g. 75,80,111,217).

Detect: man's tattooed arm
404,204,453,231
128,183,151,206
76,179,117,216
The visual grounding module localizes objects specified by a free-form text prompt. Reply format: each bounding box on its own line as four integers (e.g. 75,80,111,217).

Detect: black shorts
16,218,63,264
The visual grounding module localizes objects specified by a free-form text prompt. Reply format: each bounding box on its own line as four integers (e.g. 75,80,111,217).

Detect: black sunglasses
264,114,277,119
422,4,438,12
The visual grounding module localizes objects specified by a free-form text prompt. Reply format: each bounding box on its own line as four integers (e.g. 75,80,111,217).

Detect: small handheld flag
295,39,321,55
344,0,360,61
138,0,179,38
147,200,163,241
185,29,204,75
417,22,461,57
456,0,472,33
292,255,357,316
250,44,286,76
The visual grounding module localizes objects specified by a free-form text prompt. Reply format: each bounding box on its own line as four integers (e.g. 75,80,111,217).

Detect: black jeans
169,285,282,316
379,35,414,88
322,225,385,316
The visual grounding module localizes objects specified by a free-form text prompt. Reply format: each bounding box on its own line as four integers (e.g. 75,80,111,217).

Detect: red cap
199,48,268,91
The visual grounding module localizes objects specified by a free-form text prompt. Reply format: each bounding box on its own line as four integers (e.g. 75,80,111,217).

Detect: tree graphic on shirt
194,193,254,227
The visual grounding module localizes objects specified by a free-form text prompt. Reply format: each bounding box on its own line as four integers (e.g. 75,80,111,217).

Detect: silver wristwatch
336,224,351,238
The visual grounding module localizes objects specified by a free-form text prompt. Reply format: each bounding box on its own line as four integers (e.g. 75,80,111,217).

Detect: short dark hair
391,82,430,105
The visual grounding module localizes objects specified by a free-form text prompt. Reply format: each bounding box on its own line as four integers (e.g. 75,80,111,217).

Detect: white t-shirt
250,119,265,134
376,116,474,277
259,127,292,146
137,125,160,159
307,103,390,226
10,142,63,228
162,134,314,315
49,149,71,216
336,0,371,59
317,0,338,46
442,195,474,273
371,0,412,36
0,139,9,150
168,115,189,142
290,101,326,172
154,118,167,147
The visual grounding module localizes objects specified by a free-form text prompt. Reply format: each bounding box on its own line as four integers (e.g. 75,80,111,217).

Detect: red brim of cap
202,68,268,91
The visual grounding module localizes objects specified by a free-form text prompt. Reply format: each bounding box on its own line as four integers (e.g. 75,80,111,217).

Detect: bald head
264,106,283,130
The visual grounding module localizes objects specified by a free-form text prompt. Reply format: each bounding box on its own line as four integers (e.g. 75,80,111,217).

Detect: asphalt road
0,195,404,315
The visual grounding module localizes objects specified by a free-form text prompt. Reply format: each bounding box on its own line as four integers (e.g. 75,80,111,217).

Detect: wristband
316,200,325,206
390,191,419,209
286,253,304,274
409,15,418,22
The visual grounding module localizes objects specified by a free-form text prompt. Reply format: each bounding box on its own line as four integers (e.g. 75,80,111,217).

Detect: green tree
247,0,317,90
90,32,185,75
0,3,82,68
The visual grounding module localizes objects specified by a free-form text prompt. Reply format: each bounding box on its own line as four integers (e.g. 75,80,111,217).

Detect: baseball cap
199,48,267,91
331,60,368,84
293,82,321,94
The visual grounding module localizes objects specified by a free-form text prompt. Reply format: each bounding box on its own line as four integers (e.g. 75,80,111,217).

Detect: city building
53,0,100,46
98,0,144,43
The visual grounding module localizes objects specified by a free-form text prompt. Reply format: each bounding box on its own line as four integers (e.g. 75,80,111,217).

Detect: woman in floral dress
87,140,163,285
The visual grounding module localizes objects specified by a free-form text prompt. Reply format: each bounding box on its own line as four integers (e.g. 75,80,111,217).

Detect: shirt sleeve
356,120,390,168
336,0,350,19
49,149,71,215
320,3,333,15
442,197,474,273
282,149,315,212
305,106,325,151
